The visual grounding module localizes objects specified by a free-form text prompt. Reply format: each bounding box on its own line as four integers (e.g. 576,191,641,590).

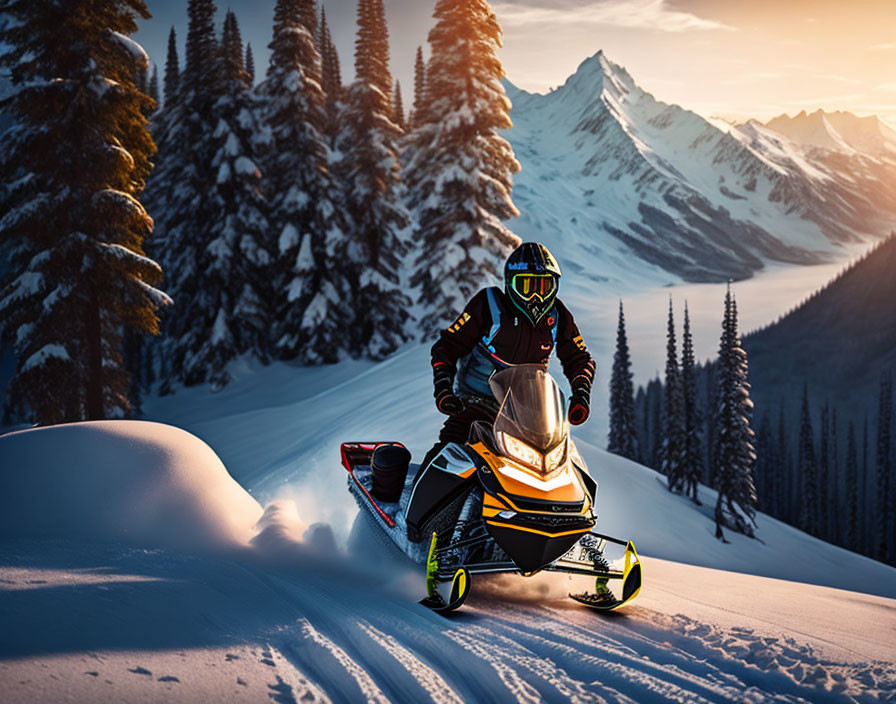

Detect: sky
134,0,896,124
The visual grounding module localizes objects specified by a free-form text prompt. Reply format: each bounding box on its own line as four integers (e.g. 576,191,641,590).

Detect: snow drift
0,421,267,553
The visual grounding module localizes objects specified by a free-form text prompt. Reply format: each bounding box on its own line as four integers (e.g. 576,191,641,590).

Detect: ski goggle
511,274,556,302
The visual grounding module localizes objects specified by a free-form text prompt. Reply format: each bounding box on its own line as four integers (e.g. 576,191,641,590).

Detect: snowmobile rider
423,242,596,469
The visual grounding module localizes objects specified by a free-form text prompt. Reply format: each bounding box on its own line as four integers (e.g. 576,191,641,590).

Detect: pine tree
634,386,648,464
407,0,521,334
318,4,342,131
147,63,159,105
146,0,271,389
0,0,169,424
333,0,413,358
256,0,352,363
712,288,758,540
862,414,869,548
798,384,819,536
608,301,638,461
411,45,426,127
830,408,839,542
648,376,663,470
845,421,859,550
876,372,893,561
660,299,685,491
775,404,790,521
392,80,406,131
205,9,273,368
681,302,702,503
818,401,830,541
164,26,179,106
245,42,255,83
754,413,773,513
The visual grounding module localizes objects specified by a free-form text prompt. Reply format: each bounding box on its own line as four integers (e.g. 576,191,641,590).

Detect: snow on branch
96,242,162,277
22,344,70,372
110,31,149,69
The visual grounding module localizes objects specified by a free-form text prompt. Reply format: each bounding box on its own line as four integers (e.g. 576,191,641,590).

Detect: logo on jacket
448,312,471,334
573,334,587,351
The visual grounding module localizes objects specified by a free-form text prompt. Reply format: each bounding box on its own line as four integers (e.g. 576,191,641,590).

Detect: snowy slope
766,109,896,158
2,420,895,703
504,52,896,286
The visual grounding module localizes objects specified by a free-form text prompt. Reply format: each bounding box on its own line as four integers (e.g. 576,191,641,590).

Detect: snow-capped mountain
765,109,896,158
504,52,896,284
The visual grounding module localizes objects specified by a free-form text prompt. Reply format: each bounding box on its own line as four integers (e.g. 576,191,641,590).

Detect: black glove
568,390,590,426
433,364,466,416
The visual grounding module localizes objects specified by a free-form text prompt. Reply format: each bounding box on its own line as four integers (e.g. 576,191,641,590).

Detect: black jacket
431,287,595,397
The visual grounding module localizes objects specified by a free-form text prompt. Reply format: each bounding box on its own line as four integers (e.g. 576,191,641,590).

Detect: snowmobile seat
371,443,411,503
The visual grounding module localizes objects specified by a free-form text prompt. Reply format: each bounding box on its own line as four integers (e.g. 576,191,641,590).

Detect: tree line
609,288,894,564
609,287,758,541
0,0,522,425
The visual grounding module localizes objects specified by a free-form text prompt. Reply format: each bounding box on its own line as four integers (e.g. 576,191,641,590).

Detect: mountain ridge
503,51,896,286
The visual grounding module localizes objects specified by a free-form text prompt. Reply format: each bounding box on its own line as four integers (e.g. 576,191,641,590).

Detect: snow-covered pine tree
608,301,638,461
876,372,892,561
147,0,271,389
798,384,819,536
203,9,273,370
660,299,685,491
164,26,179,106
256,0,352,363
0,0,169,424
407,0,521,335
333,0,412,358
845,421,858,550
245,42,255,84
411,45,426,128
680,302,702,503
392,80,406,131
712,288,757,540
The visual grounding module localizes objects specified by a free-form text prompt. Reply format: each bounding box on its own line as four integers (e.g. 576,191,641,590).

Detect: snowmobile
342,365,642,612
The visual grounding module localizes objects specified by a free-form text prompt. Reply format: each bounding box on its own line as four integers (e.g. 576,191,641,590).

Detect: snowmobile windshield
489,366,569,471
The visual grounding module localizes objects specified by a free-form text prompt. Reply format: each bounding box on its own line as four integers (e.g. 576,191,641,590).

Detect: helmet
504,242,561,325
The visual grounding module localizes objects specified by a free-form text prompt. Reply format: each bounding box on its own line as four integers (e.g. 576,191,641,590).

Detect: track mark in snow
358,621,465,704
259,643,333,704
443,624,551,704
298,619,390,704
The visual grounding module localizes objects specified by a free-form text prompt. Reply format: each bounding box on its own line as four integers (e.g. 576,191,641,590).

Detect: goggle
511,273,556,302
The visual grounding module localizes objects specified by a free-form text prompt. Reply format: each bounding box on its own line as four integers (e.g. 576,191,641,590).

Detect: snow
20,343,68,372
0,367,894,703
0,422,264,552
234,155,258,176
110,31,149,68
503,51,896,289
0,420,893,702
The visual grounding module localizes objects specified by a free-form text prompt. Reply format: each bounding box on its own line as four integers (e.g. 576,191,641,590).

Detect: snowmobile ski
419,532,472,612
569,541,642,611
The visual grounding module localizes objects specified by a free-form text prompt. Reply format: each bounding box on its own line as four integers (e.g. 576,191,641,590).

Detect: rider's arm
554,299,596,397
430,289,490,380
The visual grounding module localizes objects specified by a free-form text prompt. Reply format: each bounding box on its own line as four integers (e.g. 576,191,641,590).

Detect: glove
568,391,590,426
433,364,466,416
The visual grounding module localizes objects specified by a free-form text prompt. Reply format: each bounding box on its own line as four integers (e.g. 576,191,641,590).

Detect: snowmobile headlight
496,432,543,471
544,438,568,473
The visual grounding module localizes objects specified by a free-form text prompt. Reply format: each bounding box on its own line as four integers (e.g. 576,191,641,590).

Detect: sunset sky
135,0,896,124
